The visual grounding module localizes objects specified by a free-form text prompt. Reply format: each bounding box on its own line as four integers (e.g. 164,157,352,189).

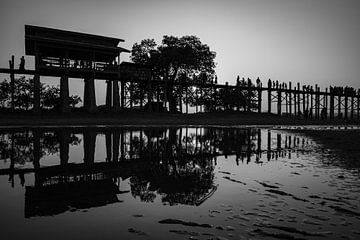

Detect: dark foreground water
0,126,359,240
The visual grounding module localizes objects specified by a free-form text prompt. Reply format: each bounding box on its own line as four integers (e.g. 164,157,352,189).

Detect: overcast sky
0,0,359,103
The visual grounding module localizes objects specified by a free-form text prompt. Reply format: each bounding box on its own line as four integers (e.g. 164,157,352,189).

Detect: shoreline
0,112,359,127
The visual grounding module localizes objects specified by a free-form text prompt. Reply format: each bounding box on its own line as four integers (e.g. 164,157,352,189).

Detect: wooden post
357,89,360,120
310,86,314,119
297,83,301,115
285,84,288,115
106,80,112,111
267,79,272,113
294,87,297,116
277,83,281,115
247,79,251,112
302,85,306,115
258,83,262,113
330,87,334,119
267,130,271,161
10,55,15,111
289,82,292,115
351,93,354,120
314,85,318,119
60,75,70,113
317,85,321,118
338,93,342,119
84,77,96,113
344,89,348,119
319,86,322,118
113,81,120,112
285,83,288,115
324,88,328,119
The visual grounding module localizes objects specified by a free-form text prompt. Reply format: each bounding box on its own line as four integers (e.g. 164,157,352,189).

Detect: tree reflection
0,127,272,217
0,130,81,166
128,128,256,205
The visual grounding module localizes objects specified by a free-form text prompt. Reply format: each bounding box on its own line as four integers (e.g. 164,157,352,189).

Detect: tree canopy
131,35,216,112
0,76,81,111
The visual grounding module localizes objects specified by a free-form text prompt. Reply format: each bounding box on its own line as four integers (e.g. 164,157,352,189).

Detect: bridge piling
113,81,120,112
84,77,97,113
289,82,292,115
106,80,112,111
277,82,281,115
60,76,70,113
267,79,272,113
9,55,15,111
344,91,348,119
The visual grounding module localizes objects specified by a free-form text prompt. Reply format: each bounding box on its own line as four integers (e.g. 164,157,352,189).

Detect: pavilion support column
33,74,41,113
84,77,97,113
113,80,120,112
106,80,112,112
60,75,70,113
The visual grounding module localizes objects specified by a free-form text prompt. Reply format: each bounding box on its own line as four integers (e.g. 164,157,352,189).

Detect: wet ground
0,126,359,240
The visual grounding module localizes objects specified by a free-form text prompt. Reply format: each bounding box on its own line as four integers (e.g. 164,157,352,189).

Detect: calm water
0,126,359,240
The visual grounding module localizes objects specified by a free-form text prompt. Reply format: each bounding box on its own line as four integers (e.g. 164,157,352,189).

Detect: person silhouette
19,56,25,70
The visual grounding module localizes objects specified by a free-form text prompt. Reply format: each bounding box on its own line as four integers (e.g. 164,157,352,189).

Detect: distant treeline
0,76,81,111
0,75,260,112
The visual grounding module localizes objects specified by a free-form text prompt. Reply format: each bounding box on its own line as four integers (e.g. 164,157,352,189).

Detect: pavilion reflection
0,127,311,217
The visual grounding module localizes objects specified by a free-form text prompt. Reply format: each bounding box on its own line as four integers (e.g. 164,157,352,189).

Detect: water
0,126,359,240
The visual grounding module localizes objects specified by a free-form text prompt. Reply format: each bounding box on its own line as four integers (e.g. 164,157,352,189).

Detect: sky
0,0,360,104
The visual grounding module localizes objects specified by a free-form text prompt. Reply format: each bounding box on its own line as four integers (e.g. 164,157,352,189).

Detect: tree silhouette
131,36,216,113
0,76,81,111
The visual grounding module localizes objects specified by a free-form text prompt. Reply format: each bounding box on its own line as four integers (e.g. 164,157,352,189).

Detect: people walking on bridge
19,56,25,70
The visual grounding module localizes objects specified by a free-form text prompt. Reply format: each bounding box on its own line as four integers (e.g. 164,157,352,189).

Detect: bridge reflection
0,127,311,217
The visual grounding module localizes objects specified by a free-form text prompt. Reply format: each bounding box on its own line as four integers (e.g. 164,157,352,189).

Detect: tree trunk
167,82,177,113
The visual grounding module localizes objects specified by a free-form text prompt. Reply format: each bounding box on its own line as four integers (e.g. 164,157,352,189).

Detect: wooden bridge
1,25,359,119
